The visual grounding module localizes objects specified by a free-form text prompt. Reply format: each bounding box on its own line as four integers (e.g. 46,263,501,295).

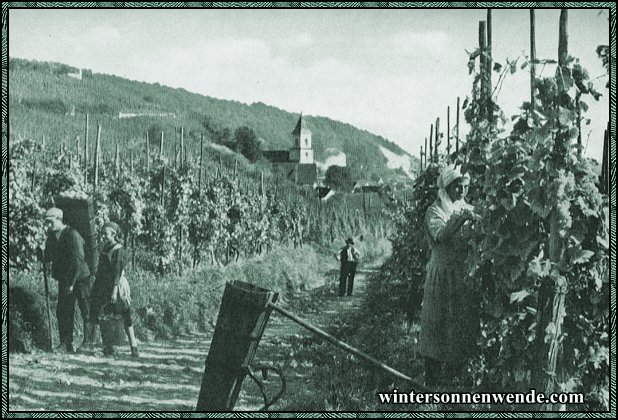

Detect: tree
234,126,261,162
324,165,354,191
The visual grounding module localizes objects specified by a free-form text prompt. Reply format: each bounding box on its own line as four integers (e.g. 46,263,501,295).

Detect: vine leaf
570,249,594,265
558,107,575,126
510,290,531,304
579,100,589,112
527,251,551,279
544,322,556,343
468,59,475,74
466,48,481,60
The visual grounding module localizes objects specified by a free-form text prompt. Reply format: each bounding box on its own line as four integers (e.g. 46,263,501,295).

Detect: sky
7,7,611,162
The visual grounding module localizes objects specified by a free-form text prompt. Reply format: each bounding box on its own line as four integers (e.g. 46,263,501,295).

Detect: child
90,221,139,357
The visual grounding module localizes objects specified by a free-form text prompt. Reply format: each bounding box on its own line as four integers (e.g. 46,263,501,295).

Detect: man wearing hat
42,207,91,353
336,237,361,297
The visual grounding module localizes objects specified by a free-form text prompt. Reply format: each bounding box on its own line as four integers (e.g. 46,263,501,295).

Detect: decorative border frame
1,2,615,418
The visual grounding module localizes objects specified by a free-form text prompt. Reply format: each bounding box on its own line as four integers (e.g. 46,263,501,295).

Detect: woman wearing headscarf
90,221,139,357
418,164,479,386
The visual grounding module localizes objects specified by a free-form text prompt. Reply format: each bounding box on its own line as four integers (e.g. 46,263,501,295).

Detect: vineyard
7,107,398,355
5,7,613,414
9,135,394,272
293,9,612,412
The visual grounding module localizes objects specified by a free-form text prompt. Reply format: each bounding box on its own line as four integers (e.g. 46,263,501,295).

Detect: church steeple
292,112,307,136
289,113,313,164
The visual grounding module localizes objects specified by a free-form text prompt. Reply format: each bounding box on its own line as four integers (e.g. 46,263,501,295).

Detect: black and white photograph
3,4,614,414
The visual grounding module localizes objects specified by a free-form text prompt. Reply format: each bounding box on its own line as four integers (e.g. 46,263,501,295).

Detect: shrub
9,282,51,353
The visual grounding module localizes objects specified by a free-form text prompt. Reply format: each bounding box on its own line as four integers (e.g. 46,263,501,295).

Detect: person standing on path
418,164,479,387
41,207,92,353
336,237,361,297
90,221,139,357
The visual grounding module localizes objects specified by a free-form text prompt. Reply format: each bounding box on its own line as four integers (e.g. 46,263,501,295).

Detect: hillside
8,57,418,182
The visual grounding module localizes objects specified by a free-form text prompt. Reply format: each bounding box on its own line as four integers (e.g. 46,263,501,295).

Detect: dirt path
8,260,381,412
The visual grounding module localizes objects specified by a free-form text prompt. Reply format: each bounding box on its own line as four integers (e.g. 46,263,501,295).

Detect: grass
276,264,487,412
8,241,339,351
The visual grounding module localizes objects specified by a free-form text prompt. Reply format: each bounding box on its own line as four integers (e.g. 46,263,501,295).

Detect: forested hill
8,57,417,181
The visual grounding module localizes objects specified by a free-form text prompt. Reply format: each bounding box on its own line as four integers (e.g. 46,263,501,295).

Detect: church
262,114,318,186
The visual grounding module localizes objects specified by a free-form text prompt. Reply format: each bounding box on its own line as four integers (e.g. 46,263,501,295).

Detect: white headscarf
436,164,473,219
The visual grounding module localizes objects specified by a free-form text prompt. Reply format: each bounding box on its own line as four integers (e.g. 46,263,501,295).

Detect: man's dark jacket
44,226,91,295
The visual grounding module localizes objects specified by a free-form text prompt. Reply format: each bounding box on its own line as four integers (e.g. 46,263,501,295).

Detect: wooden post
424,137,428,166
558,9,568,67
530,9,536,122
159,131,164,159
429,124,433,163
362,191,367,216
534,10,570,411
420,146,424,172
84,114,89,168
576,95,582,156
434,117,440,159
180,126,185,167
456,97,460,154
178,226,183,276
600,122,609,194
130,149,134,174
42,257,54,351
487,9,493,121
198,134,204,191
447,106,451,156
479,20,488,120
94,125,102,190
161,166,166,207
31,160,37,192
146,131,150,172
234,159,237,179
132,235,136,269
76,135,81,167
260,172,264,197
174,141,178,168
174,127,178,165
115,143,120,178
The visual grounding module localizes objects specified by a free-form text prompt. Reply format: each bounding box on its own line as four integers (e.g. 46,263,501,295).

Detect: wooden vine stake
198,134,204,192
83,114,89,184
76,135,81,167
530,9,537,123
94,125,102,193
429,124,433,163
115,143,120,178
146,131,150,173
534,9,569,411
180,126,185,167
486,9,493,122
478,20,488,120
420,146,424,173
447,106,451,157
434,117,440,159
159,131,164,159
